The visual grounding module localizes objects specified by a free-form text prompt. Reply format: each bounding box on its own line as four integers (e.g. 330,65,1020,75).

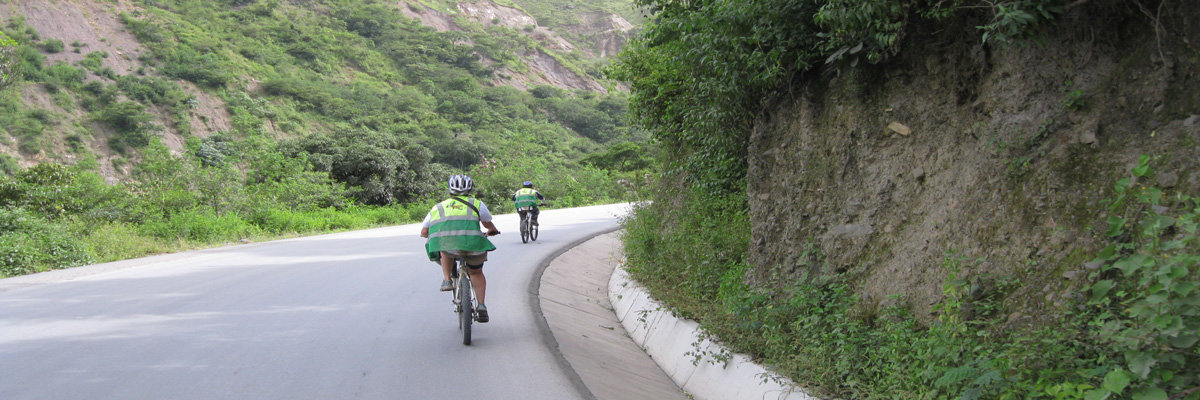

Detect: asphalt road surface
0,203,631,400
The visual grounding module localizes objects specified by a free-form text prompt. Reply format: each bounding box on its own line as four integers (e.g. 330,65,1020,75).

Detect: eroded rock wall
746,4,1200,321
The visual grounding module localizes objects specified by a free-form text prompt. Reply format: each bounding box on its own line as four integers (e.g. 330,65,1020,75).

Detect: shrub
0,232,37,276
78,51,107,71
0,163,107,219
254,208,324,233
0,154,19,176
77,222,168,263
41,62,86,91
0,31,19,89
0,207,93,277
142,209,261,243
119,13,168,43
1080,156,1200,400
40,38,63,53
162,49,232,88
93,101,155,152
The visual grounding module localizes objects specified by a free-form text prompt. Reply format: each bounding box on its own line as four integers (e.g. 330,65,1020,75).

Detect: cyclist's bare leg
439,252,455,281
467,267,486,305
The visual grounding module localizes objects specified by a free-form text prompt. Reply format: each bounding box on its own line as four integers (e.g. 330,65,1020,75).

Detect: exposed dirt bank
747,2,1200,322
0,0,231,177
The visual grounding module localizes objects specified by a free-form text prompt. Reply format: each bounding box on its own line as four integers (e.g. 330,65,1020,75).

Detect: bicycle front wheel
459,275,473,345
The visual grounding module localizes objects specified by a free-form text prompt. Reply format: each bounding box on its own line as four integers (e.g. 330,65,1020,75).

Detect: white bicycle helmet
448,174,475,195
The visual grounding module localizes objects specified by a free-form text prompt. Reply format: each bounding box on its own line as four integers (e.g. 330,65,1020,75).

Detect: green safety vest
424,197,496,261
513,188,539,209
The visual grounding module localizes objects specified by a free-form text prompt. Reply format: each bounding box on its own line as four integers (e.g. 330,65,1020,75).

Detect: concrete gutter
540,231,817,400
607,256,818,400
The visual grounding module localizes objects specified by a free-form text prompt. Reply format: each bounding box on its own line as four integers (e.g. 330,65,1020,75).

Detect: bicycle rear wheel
459,274,473,345
520,218,530,243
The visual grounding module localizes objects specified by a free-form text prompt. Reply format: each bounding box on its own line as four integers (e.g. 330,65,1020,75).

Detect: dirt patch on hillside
0,0,145,74
561,12,633,58
399,0,611,92
182,82,232,138
746,4,1200,323
2,0,233,179
398,3,460,31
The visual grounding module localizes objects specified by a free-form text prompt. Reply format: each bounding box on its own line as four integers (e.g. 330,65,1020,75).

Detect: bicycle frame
451,257,475,345
518,206,538,243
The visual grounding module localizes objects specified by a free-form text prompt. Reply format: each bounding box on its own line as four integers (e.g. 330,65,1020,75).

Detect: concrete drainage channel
539,231,815,400
608,267,817,400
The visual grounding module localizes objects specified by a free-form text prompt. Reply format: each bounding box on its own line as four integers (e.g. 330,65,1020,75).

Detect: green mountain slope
0,0,653,277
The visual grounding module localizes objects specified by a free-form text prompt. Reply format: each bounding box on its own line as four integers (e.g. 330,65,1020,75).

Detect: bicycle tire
520,217,530,243
530,222,538,241
459,272,473,345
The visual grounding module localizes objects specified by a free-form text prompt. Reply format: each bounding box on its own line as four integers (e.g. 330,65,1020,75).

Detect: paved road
0,203,631,400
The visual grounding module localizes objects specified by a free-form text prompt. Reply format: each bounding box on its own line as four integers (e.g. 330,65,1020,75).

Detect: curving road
0,203,631,400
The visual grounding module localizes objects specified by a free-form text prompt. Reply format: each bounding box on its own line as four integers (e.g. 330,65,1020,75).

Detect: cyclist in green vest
420,174,500,323
511,180,545,226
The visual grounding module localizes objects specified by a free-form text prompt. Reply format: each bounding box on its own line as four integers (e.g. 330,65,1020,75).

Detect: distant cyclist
420,174,499,323
511,180,545,226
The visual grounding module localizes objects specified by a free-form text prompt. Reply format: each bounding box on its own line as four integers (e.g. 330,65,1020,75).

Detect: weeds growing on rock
622,155,1198,399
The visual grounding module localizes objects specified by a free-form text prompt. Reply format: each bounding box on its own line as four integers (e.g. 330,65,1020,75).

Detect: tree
286,128,439,205
0,31,19,90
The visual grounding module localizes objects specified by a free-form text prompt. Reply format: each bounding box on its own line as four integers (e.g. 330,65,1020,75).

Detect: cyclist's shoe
532,219,539,226
475,304,490,323
440,280,453,292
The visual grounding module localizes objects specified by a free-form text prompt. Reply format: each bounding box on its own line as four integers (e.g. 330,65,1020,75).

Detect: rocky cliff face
402,0,633,92
746,5,1200,321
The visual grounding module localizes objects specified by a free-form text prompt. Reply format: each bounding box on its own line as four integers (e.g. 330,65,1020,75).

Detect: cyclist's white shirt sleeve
421,211,433,228
478,202,493,222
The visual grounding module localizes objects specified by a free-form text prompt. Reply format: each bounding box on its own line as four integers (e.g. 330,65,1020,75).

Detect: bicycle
450,255,477,345
518,205,540,244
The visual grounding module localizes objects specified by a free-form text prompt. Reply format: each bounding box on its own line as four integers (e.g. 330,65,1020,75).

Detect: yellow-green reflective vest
424,197,496,261
513,188,539,209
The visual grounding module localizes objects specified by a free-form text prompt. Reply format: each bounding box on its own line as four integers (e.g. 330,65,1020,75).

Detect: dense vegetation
615,0,1197,399
0,0,654,277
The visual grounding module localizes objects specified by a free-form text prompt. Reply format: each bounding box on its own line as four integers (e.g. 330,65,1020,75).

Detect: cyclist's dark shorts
442,250,487,267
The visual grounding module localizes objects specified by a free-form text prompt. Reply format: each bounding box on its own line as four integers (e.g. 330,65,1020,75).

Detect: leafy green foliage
285,128,439,205
93,101,156,153
0,207,93,277
979,0,1065,44
623,188,751,316
581,142,654,171
0,30,17,89
40,38,63,54
0,163,119,220
1082,155,1200,400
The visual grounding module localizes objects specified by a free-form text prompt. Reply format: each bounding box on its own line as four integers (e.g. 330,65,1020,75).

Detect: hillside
616,0,1198,398
0,0,653,278
0,0,639,178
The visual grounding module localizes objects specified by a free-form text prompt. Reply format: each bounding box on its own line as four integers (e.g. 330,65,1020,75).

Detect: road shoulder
537,231,688,400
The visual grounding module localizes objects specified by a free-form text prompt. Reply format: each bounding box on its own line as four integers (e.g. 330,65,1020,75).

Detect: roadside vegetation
615,0,1197,398
0,0,655,278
